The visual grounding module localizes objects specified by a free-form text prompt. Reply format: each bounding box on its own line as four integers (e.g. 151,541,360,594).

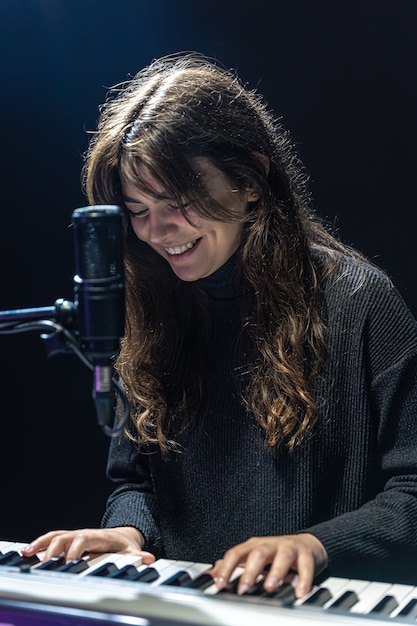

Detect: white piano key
77,551,143,576
0,540,16,553
348,580,393,614
0,540,45,563
148,559,200,585
393,594,417,619
324,578,371,611
374,584,415,617
295,576,351,608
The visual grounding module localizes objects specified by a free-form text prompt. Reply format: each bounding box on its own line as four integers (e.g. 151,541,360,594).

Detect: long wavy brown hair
82,52,356,455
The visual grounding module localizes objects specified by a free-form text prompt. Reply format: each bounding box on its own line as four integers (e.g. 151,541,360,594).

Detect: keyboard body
0,540,416,625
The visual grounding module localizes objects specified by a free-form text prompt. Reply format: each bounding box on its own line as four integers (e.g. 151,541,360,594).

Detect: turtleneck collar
195,251,242,300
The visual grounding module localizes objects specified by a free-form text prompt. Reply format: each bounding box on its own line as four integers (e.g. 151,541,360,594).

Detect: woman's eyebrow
122,193,172,204
122,195,145,204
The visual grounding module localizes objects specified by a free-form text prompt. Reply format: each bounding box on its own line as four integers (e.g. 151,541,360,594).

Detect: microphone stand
0,299,129,437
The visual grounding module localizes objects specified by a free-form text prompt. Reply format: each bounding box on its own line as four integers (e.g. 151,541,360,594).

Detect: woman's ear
245,188,262,202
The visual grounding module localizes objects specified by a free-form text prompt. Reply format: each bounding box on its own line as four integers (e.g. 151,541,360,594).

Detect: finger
293,550,315,598
22,531,70,556
139,551,156,565
263,544,297,592
43,534,84,562
65,532,98,562
236,548,271,595
212,546,249,589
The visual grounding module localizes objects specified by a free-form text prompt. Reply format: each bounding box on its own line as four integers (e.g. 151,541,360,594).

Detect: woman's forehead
120,157,220,192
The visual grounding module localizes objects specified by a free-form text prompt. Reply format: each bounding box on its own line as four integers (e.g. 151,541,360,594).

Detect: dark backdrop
0,0,416,543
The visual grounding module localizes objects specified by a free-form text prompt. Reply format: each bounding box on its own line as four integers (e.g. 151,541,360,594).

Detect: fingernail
264,575,280,591
238,582,249,595
296,585,308,598
214,576,226,588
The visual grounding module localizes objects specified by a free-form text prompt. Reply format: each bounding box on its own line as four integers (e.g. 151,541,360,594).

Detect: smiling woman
121,159,254,281
22,52,417,599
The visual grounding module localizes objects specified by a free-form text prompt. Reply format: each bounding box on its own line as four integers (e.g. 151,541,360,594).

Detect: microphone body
72,205,125,428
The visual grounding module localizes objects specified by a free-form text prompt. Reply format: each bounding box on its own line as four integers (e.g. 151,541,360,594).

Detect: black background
0,0,416,543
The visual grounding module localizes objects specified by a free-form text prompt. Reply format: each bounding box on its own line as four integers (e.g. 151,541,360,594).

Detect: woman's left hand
210,533,328,598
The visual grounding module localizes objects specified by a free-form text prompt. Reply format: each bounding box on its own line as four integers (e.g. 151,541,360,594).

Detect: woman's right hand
21,526,155,565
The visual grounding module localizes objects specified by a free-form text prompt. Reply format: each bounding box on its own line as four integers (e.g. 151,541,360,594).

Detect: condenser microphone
72,205,125,429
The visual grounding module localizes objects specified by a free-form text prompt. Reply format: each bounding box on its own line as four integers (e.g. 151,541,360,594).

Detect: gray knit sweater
102,255,417,584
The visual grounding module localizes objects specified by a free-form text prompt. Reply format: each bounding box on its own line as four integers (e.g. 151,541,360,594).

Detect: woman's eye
168,202,190,212
128,208,149,219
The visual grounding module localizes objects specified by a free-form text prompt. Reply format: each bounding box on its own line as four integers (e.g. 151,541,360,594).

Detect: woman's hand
21,526,155,565
211,533,328,599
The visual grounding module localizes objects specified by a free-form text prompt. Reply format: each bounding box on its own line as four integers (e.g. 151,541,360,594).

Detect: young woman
23,52,417,598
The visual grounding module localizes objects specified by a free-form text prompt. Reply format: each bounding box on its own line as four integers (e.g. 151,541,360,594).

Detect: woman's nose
147,211,176,244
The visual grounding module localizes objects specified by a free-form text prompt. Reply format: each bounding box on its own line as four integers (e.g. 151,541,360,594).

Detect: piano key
376,584,416,619
161,569,193,586
301,586,333,606
3,552,40,568
77,552,142,577
0,540,16,554
148,559,211,587
106,563,145,580
270,582,297,604
0,550,20,565
348,581,402,614
238,578,264,597
35,556,66,571
92,554,176,583
327,589,360,610
395,596,417,618
203,566,245,595
0,549,41,568
56,558,90,574
368,594,399,615
296,576,350,609
85,561,119,577
183,571,215,590
0,541,46,567
134,566,160,583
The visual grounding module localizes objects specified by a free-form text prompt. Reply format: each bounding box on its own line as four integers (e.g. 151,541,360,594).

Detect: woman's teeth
165,240,197,255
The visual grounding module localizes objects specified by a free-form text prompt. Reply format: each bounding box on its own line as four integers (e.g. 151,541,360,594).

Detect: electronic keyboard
0,539,416,625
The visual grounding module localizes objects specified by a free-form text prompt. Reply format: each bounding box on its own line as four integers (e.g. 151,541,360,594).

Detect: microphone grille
72,205,123,280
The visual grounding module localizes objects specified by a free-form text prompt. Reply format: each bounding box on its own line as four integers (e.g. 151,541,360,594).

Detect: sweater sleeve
306,270,417,579
101,430,164,558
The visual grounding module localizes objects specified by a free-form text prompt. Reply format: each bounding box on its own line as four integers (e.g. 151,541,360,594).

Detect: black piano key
133,566,160,583
86,562,119,577
56,559,89,574
302,587,333,607
107,564,143,580
396,598,417,618
184,572,215,590
36,556,66,571
6,553,40,568
161,570,192,586
269,582,296,604
0,551,20,565
328,590,360,611
0,551,40,568
241,579,265,597
369,594,399,615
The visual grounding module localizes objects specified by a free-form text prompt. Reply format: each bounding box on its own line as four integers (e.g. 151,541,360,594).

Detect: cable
0,319,129,437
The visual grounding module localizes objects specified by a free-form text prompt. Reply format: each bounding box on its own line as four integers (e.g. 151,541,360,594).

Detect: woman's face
121,159,255,282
